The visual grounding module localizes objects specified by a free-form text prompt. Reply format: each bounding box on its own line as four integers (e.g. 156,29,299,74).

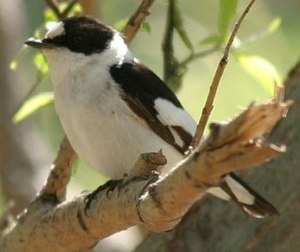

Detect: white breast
43,32,184,178
45,48,183,179
54,72,183,178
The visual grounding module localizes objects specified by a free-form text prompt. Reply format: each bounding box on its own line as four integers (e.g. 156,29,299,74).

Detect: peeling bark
0,93,289,252
136,62,300,252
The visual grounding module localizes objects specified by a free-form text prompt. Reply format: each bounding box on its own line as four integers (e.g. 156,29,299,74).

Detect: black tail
207,173,279,218
220,173,279,218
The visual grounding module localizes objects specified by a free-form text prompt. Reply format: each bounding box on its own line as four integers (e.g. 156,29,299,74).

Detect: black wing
110,61,279,218
110,62,193,153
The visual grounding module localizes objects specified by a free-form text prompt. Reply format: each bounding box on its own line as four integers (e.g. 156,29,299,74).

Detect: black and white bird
26,16,278,218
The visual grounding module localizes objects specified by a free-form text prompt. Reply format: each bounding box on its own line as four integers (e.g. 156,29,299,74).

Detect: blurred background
0,0,299,251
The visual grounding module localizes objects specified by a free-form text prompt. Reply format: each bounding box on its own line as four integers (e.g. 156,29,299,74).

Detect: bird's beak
25,38,56,49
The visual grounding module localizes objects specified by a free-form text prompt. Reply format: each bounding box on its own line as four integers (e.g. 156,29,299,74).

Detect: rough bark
135,61,300,252
0,93,288,251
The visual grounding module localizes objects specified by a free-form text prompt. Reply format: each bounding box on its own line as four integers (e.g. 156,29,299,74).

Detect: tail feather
207,173,279,218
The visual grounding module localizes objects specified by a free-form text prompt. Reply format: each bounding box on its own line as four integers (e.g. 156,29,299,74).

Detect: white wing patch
169,127,185,148
225,175,255,204
207,175,255,205
154,98,196,136
46,21,65,39
207,187,231,201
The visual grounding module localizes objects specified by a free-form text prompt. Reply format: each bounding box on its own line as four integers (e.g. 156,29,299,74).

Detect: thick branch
39,136,76,202
0,94,289,251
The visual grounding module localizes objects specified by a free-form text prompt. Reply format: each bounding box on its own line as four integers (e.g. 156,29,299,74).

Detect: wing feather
109,60,279,218
110,62,194,153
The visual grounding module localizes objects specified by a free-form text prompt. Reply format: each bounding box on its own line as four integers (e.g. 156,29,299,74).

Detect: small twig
13,0,80,124
8,71,46,125
45,0,62,20
39,136,77,202
177,45,221,70
61,0,80,19
162,0,195,91
122,0,155,44
45,0,80,21
162,0,177,82
189,0,256,149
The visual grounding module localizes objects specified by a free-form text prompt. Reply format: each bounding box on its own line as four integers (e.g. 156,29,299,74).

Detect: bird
25,16,278,218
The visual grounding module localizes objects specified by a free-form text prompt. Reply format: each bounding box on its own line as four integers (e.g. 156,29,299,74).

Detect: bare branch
122,0,155,44
7,70,46,127
2,1,291,251
61,0,80,19
39,136,77,202
44,0,62,20
190,0,257,149
0,94,289,251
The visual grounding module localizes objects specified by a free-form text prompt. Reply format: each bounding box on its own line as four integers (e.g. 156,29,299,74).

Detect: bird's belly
54,86,183,179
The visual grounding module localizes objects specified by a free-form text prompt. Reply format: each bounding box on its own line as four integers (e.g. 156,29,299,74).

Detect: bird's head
25,16,131,74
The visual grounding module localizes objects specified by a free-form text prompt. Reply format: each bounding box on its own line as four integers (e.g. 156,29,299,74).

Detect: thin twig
45,0,62,20
8,72,46,125
177,45,221,70
162,0,176,82
122,0,155,44
39,136,77,202
9,0,71,123
45,0,80,21
189,0,256,149
163,0,194,91
61,0,80,19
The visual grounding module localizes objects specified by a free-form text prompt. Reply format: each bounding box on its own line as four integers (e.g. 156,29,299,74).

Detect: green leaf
142,21,151,33
13,92,54,123
267,17,282,33
242,17,282,45
218,0,238,40
9,46,28,71
44,8,58,22
33,53,48,75
237,54,282,94
65,3,82,17
114,18,128,31
9,60,18,71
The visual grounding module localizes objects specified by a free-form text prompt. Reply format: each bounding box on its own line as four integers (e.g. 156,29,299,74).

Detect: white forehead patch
45,21,65,39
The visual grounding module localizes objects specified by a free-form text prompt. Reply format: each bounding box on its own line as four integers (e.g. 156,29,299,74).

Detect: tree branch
0,1,291,251
45,0,62,20
39,136,77,202
122,0,155,44
137,62,300,252
0,91,289,251
190,0,257,149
